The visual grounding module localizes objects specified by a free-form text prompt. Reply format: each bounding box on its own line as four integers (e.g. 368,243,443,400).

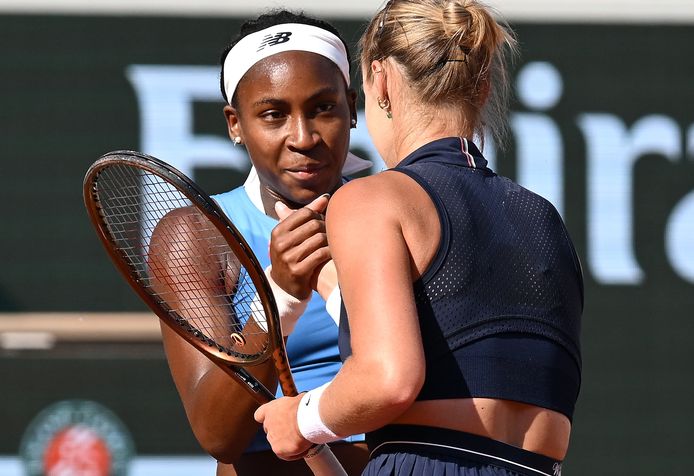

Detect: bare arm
319,175,427,435
149,207,277,463
150,195,336,462
255,173,436,459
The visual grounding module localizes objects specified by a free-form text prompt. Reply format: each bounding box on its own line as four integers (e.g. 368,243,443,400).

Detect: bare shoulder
154,205,205,231
151,205,223,248
327,171,439,277
328,171,420,222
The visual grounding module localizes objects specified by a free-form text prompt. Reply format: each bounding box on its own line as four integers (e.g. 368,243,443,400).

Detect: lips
285,163,325,180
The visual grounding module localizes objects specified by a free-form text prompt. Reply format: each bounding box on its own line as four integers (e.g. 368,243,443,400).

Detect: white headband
223,23,351,104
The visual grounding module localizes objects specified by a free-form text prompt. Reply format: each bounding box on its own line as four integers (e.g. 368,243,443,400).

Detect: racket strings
93,164,271,361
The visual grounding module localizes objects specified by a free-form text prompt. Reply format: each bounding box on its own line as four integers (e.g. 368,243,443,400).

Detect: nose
287,115,320,151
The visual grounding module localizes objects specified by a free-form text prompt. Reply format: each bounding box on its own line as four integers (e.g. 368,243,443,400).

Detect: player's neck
390,114,470,167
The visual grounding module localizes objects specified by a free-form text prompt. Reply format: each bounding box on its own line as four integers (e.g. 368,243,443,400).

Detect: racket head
83,150,282,367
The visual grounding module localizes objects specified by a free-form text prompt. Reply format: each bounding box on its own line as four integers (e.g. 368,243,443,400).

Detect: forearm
317,355,418,438
160,324,278,463
188,362,277,462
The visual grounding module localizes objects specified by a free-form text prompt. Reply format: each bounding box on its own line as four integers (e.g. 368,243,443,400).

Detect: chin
301,178,339,197
279,173,340,205
279,189,319,208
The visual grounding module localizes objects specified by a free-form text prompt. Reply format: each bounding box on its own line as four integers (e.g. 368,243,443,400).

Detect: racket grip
303,443,348,476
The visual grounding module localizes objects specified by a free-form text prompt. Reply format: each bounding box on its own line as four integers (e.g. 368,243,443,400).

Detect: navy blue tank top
339,137,583,420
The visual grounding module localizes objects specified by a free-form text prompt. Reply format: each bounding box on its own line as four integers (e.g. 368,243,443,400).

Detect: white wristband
324,286,341,327
264,266,310,336
297,382,340,444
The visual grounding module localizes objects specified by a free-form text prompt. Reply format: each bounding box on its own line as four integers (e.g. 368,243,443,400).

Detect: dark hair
219,9,352,105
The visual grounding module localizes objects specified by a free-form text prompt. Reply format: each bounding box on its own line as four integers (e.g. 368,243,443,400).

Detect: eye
260,110,285,121
316,103,336,114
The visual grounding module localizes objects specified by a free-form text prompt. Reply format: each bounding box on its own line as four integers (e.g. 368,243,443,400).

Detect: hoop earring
377,97,392,119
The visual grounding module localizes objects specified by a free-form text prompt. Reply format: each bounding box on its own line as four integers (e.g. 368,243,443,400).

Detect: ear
370,60,389,100
223,105,242,142
347,87,358,126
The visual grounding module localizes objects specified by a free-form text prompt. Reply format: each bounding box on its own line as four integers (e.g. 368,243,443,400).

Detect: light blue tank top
213,186,363,451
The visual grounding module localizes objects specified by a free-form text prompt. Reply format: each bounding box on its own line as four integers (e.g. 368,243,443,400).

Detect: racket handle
303,443,348,476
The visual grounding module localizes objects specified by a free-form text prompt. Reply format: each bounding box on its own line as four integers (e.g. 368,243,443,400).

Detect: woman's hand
269,194,331,299
254,395,312,460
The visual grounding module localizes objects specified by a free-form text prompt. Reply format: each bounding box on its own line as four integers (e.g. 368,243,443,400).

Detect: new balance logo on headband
224,24,350,103
257,32,292,51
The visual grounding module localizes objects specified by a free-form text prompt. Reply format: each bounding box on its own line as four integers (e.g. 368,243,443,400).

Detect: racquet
83,150,346,476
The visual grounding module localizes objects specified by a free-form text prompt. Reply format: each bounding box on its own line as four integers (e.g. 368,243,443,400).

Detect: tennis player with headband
255,1,584,475
158,10,369,476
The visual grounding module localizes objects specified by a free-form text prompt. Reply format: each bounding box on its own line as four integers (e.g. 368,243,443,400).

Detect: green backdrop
1,15,693,474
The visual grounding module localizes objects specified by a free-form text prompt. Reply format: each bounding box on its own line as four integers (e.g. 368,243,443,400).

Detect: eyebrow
251,86,342,108
251,97,285,108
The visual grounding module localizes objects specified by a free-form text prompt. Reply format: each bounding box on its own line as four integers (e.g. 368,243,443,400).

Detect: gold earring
377,97,392,119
